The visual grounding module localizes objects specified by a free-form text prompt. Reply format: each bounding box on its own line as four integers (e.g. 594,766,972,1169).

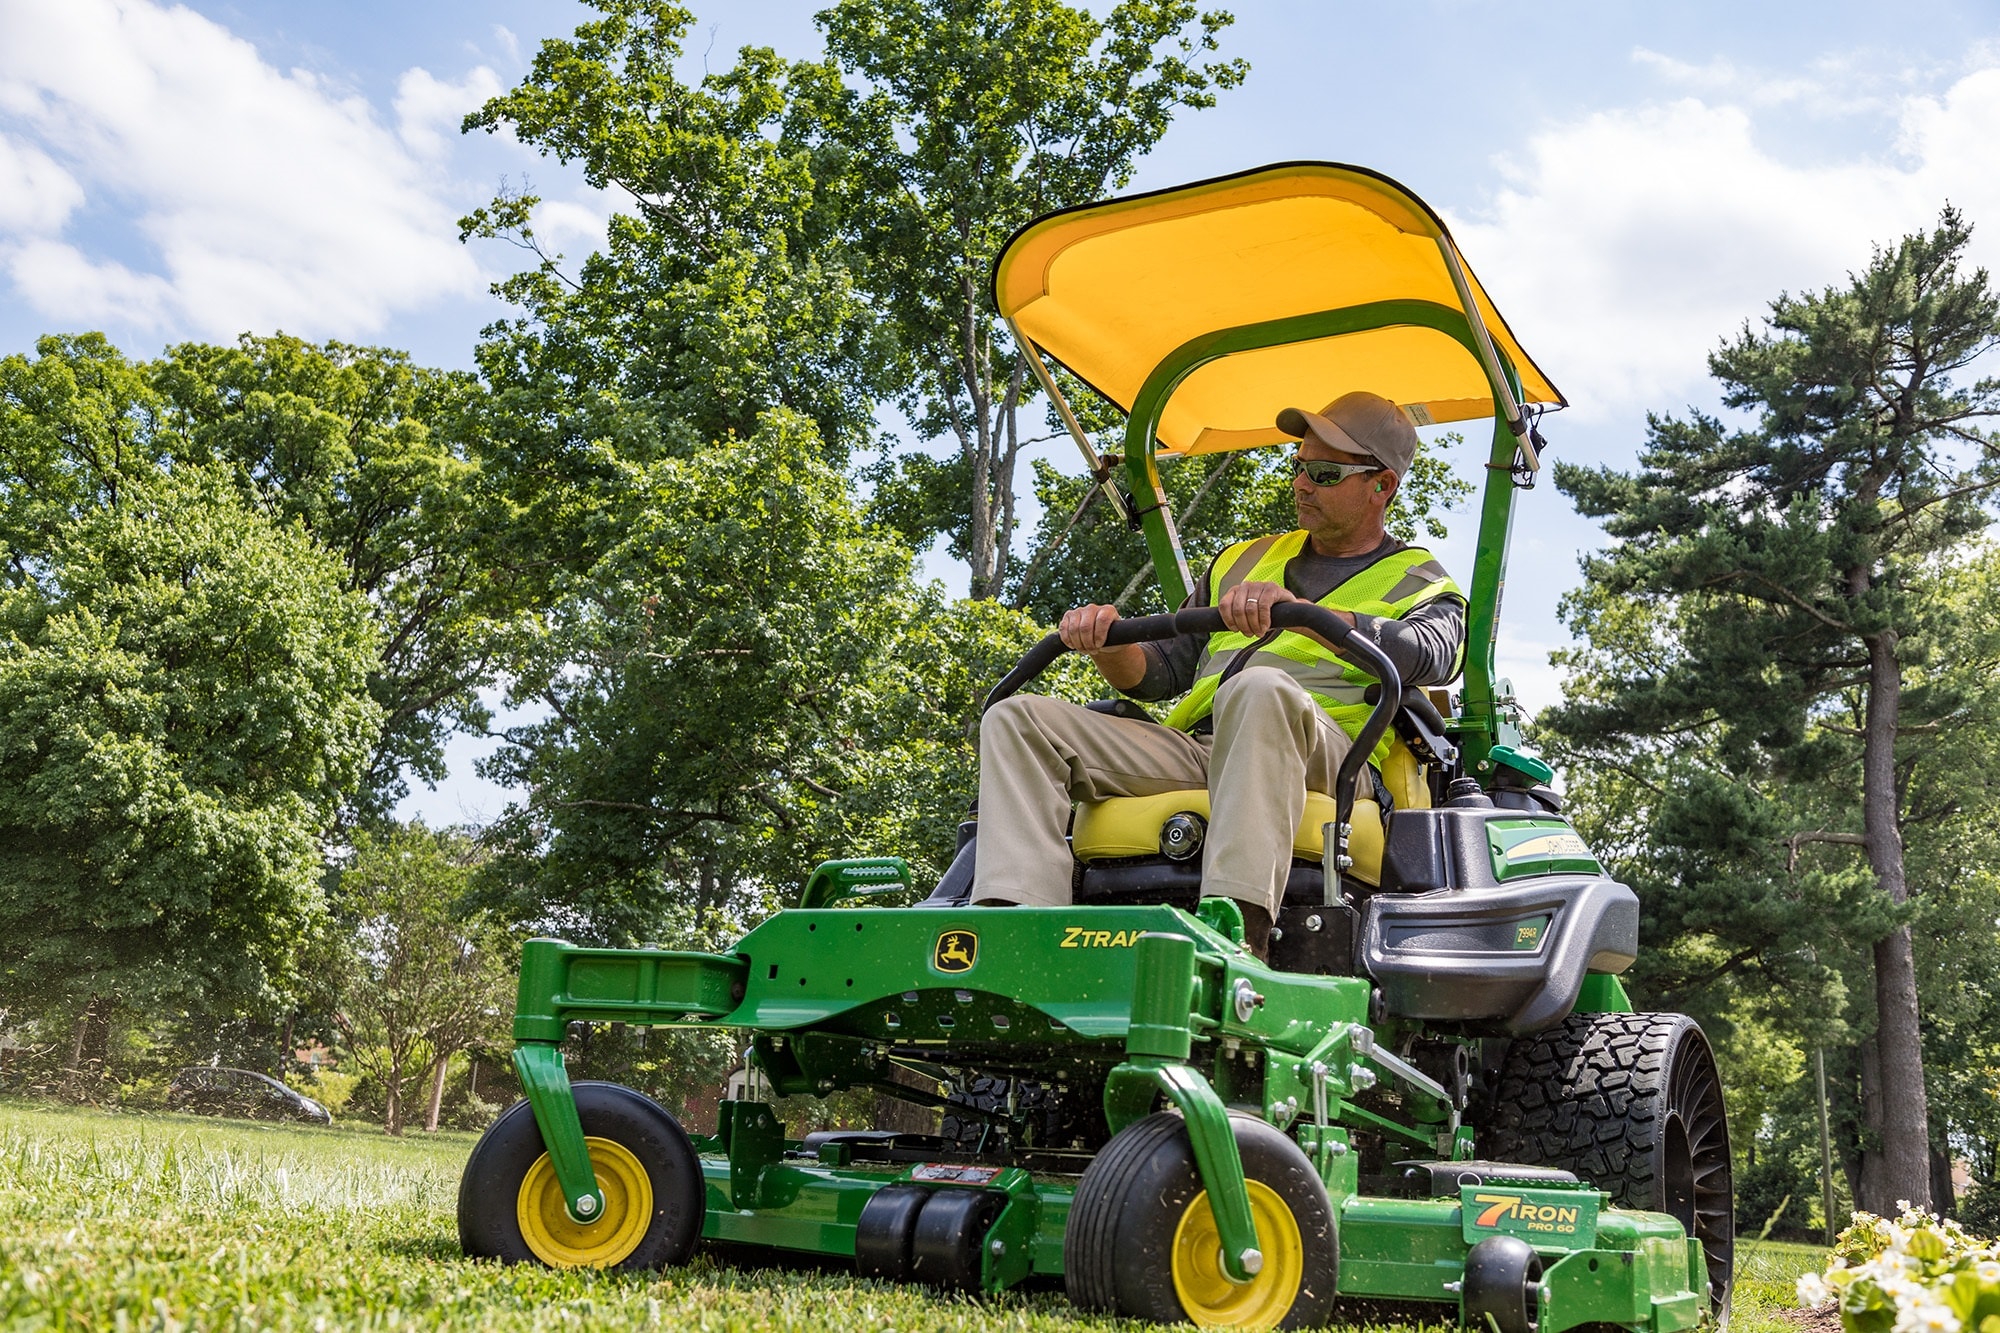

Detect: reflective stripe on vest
1161,531,1463,765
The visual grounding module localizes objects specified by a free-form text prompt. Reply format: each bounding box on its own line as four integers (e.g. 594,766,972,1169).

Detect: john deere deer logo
933,930,977,973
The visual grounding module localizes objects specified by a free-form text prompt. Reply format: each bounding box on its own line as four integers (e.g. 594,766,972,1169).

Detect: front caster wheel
458,1080,704,1270
1066,1111,1337,1329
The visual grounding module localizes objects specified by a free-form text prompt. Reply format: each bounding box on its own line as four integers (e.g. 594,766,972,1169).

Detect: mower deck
688,1137,1708,1332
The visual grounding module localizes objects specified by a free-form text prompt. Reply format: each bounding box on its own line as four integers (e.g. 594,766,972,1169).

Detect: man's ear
1376,471,1400,503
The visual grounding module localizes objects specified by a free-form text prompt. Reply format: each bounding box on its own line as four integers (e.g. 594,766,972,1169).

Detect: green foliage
817,0,1245,593
0,463,380,1012
0,331,515,820
1543,210,2000,1211
150,336,506,817
474,409,1054,945
326,824,518,1135
461,2,886,466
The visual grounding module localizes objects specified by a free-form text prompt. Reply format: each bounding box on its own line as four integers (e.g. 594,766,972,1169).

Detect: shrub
1799,1204,2000,1333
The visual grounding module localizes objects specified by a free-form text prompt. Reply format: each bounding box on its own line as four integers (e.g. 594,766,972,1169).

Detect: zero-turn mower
457,162,1733,1331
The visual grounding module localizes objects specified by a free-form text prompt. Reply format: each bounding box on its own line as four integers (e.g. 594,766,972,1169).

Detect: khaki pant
972,668,1353,917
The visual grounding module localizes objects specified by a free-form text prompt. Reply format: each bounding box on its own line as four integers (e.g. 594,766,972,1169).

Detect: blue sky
4,0,1999,824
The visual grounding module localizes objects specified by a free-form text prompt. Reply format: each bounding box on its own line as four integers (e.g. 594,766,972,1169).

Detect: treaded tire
1066,1111,1337,1328
1482,1012,1734,1314
458,1080,704,1270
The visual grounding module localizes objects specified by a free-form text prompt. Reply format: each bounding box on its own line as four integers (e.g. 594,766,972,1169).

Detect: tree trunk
424,1053,450,1132
67,998,94,1072
1858,628,1932,1212
1932,1146,1957,1218
384,1055,404,1136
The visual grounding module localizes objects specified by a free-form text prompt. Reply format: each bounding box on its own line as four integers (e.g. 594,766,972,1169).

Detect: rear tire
1067,1111,1337,1328
1483,1012,1734,1314
458,1081,704,1270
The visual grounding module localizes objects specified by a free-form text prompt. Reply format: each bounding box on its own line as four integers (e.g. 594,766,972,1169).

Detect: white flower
1976,1260,2000,1284
1892,1297,1961,1333
1798,1273,1835,1308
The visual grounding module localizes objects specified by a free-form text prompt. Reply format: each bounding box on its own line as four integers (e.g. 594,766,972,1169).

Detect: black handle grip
983,614,1186,711
985,605,1401,728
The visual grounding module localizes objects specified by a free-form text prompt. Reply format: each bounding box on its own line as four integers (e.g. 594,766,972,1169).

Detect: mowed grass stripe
0,1099,1821,1331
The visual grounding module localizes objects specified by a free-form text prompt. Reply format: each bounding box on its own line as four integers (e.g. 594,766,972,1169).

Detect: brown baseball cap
1275,391,1419,475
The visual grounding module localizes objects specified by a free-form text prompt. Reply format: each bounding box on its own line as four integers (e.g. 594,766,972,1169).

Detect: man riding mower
455,162,1734,1333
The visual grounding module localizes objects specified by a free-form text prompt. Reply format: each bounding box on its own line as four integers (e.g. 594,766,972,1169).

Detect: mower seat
1070,738,1432,889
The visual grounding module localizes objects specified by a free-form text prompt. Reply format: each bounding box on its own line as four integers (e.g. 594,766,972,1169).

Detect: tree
0,334,168,577
1547,210,2000,1210
0,332,515,822
329,824,517,1135
0,464,381,1023
819,0,1245,597
460,1,887,467
473,409,1065,945
152,336,507,820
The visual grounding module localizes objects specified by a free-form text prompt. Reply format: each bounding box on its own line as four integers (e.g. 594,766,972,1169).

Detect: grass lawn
0,1098,1824,1330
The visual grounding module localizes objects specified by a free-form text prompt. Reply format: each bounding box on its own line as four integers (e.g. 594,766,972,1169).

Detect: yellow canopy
994,162,1563,456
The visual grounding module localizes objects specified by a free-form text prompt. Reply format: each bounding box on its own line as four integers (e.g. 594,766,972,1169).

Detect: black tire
458,1081,704,1270
940,1074,1108,1153
1066,1111,1337,1329
1463,1234,1544,1333
1483,1012,1734,1313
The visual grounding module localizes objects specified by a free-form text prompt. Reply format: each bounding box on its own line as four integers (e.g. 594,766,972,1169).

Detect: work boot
1239,900,1273,962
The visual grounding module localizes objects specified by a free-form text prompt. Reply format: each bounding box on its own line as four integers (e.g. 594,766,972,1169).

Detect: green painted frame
1114,298,1531,776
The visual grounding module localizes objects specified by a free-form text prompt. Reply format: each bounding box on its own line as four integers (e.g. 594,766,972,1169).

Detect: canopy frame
1082,297,1529,770
997,163,1553,775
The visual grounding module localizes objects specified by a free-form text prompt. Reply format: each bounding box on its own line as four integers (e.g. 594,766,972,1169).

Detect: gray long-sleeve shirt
1126,534,1466,706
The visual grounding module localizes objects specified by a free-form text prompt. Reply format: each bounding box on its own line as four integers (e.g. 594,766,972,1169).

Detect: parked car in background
167,1066,333,1125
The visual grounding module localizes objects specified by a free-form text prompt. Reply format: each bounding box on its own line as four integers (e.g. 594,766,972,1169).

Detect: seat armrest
1362,684,1458,767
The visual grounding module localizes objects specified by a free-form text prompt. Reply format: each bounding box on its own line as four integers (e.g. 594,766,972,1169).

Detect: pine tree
1549,210,2000,1210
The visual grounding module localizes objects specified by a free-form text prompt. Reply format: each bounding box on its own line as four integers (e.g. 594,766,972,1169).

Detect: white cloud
532,196,614,252
0,136,82,231
395,64,503,160
492,25,522,67
1451,61,2000,424
0,0,487,339
1631,49,1822,109
5,237,176,327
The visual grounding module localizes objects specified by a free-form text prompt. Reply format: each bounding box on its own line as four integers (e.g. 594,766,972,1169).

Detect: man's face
1292,433,1389,546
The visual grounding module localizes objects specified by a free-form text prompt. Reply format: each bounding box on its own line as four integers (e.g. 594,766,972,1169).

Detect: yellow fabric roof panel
994,162,1564,455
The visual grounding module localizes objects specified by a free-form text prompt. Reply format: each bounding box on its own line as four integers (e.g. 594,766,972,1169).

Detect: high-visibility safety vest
1161,531,1463,765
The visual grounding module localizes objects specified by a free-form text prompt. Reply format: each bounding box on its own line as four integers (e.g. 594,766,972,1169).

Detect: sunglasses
1292,454,1384,487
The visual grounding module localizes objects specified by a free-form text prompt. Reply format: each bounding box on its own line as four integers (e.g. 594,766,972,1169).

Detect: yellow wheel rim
1170,1179,1305,1329
516,1136,654,1268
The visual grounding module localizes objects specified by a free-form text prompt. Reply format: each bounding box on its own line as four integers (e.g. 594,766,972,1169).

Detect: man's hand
1058,603,1121,653
1060,604,1147,690
1218,581,1355,638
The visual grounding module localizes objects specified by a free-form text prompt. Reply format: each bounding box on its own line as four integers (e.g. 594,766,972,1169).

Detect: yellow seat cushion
1068,740,1431,889
1072,789,1388,886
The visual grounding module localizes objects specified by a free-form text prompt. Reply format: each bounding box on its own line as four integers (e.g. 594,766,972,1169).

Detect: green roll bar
1106,297,1535,778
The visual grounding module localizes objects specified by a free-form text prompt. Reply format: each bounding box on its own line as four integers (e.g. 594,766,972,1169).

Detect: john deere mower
456,162,1733,1331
